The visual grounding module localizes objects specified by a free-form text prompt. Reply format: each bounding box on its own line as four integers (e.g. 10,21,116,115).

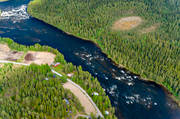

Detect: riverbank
27,0,180,104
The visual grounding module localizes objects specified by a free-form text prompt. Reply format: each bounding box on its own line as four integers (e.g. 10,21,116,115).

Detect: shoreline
29,16,180,107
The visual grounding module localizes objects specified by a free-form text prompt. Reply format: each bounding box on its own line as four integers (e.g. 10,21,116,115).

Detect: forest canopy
0,64,84,118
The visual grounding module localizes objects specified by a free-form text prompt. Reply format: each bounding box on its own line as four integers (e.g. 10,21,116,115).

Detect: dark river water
0,0,180,119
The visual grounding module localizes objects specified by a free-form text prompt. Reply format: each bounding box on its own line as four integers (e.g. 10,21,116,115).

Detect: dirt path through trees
63,81,97,115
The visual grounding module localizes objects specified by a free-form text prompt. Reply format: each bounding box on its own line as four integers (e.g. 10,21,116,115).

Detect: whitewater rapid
0,5,29,23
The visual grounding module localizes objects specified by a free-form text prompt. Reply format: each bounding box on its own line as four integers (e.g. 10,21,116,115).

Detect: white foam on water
127,82,134,86
121,70,125,73
133,76,138,79
91,65,95,68
94,72,98,75
89,57,93,61
115,76,121,80
124,94,157,108
74,52,79,56
0,5,29,23
115,76,125,80
81,57,86,60
86,62,91,65
85,54,91,58
109,85,117,96
105,76,108,80
154,102,158,106
126,76,132,79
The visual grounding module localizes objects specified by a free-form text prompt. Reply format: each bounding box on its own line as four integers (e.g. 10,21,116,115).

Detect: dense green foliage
0,38,117,118
0,64,83,118
28,0,180,99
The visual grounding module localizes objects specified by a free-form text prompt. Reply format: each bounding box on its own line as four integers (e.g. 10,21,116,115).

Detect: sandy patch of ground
0,0,8,2
0,44,24,61
0,44,10,52
141,24,159,33
24,51,55,65
112,16,142,31
0,64,3,67
0,44,55,65
63,82,97,115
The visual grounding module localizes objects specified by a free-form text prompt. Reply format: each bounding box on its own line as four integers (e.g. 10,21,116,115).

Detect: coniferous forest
0,64,83,118
28,0,180,99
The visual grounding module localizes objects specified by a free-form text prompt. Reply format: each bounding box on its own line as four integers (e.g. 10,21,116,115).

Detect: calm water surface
0,0,180,119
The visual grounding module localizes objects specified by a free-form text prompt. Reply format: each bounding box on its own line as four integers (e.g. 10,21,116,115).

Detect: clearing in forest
112,16,142,31
63,81,97,115
0,44,23,61
141,24,159,33
24,51,55,65
0,64,4,68
0,44,55,65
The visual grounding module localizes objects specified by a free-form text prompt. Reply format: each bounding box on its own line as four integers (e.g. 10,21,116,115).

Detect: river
0,0,180,119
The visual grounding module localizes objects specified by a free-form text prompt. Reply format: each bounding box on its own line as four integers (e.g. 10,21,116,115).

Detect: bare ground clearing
112,16,142,31
24,51,55,65
0,44,23,61
141,24,159,33
0,44,55,65
0,64,4,68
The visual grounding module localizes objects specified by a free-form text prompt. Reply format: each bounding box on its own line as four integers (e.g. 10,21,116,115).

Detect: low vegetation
28,0,180,100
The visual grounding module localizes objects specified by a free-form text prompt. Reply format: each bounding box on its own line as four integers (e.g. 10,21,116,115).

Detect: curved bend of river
0,0,180,119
